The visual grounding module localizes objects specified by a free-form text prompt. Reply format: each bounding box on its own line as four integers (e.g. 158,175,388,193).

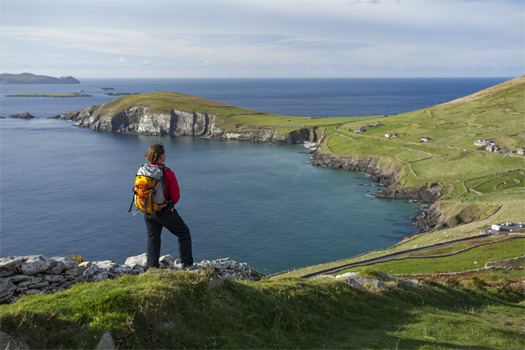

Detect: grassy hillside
0,268,523,349
98,91,356,136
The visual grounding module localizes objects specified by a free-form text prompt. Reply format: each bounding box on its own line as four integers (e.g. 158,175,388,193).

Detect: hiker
135,143,193,269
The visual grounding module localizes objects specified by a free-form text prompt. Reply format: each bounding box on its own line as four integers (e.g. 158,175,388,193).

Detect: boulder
375,281,390,291
51,257,78,270
20,255,53,275
0,256,25,272
45,260,66,275
335,272,358,280
125,253,147,267
344,278,367,290
398,278,419,288
160,255,175,268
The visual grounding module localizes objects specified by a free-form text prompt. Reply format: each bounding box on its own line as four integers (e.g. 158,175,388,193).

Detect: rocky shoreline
310,151,445,233
51,105,315,145
0,254,263,305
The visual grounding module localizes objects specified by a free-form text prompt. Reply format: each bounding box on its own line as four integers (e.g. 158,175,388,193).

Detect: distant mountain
0,73,80,84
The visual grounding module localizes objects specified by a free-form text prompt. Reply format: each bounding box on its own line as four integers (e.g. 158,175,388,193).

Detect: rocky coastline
51,105,314,145
310,151,445,233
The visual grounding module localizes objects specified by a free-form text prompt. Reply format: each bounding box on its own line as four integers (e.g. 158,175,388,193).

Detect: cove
0,118,422,274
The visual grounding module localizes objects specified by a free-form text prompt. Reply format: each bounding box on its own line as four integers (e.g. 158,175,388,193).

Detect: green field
335,238,524,275
1,268,523,349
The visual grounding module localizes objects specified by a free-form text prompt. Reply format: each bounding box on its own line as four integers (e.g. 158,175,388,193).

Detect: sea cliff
52,105,313,144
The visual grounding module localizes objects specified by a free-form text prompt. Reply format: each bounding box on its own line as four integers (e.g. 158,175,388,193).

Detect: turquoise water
0,78,508,273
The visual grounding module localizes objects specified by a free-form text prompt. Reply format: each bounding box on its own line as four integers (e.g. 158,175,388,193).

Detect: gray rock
7,275,33,283
125,253,147,267
160,254,175,267
65,265,87,277
335,272,358,280
313,274,336,280
20,255,53,275
45,260,66,274
374,270,397,281
0,278,17,302
0,256,24,272
18,276,43,287
398,278,419,288
375,281,390,291
51,256,78,270
26,279,50,289
344,278,367,290
96,332,116,350
0,331,30,350
0,270,16,277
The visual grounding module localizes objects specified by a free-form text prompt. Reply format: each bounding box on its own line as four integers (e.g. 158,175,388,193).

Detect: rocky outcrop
51,105,313,144
310,152,397,186
375,182,442,203
8,112,35,119
315,270,420,292
410,204,448,232
0,254,263,305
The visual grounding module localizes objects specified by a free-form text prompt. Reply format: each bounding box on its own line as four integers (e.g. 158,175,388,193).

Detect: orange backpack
129,164,168,216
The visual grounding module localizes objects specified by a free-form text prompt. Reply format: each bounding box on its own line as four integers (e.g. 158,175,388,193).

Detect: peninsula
0,72,80,84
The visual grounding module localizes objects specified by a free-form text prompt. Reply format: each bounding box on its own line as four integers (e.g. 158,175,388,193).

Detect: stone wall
0,254,263,305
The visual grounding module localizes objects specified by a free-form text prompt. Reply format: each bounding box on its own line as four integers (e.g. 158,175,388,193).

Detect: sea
0,77,509,274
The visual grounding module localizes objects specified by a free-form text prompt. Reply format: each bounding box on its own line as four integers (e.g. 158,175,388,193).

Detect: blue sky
1,0,523,78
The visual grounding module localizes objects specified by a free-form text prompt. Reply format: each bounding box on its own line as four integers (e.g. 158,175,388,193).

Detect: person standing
139,143,193,269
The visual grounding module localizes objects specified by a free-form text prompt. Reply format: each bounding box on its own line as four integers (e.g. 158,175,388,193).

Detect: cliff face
310,152,397,186
52,105,312,144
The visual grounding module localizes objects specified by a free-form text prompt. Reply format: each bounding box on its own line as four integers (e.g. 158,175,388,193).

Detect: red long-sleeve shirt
151,162,181,205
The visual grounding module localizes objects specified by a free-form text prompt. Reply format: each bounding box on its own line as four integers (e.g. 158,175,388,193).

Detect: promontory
0,72,80,84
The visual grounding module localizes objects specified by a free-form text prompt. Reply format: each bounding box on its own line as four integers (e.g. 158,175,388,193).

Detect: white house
474,140,491,147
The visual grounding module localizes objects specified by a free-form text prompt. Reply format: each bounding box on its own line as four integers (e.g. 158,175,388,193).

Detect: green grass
98,92,355,134
1,269,523,349
335,238,525,275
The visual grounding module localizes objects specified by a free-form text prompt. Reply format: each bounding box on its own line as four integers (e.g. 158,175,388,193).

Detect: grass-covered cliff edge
2,77,522,349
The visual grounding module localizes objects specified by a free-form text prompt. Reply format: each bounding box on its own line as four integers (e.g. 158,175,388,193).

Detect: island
6,93,91,98
0,72,80,84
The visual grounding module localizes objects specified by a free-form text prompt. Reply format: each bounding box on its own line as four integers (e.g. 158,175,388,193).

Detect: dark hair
146,143,165,163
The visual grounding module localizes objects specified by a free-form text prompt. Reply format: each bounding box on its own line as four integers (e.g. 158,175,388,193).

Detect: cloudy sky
1,0,523,78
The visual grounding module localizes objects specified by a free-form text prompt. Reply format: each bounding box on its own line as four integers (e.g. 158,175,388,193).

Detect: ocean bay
0,78,509,274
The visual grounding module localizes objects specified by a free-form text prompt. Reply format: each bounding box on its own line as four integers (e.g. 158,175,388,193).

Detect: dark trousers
144,209,193,268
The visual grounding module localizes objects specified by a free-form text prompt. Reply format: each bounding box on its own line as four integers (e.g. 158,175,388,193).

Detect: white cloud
0,0,522,77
